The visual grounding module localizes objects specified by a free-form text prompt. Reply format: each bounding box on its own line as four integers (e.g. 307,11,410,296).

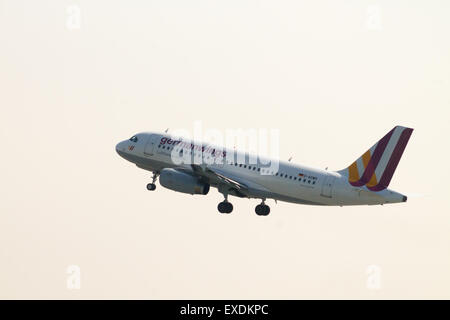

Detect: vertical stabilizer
338,126,413,191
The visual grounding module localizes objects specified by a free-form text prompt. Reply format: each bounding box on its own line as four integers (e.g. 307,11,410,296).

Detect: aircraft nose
115,141,126,155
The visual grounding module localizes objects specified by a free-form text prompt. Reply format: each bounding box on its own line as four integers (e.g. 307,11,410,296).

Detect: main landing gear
217,194,233,214
218,201,233,214
146,172,159,191
217,195,270,216
255,199,270,216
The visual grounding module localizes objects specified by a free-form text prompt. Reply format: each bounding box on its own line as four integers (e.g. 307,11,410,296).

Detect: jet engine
159,168,210,195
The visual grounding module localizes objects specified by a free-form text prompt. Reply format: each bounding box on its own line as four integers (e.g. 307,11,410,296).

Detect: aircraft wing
190,164,272,199
191,164,248,194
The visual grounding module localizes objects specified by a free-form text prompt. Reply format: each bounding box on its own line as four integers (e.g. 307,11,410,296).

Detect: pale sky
1,0,449,299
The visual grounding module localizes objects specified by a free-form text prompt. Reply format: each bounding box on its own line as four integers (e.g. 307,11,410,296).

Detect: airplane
116,126,413,216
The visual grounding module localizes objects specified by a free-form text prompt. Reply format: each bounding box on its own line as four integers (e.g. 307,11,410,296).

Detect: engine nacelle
159,168,210,195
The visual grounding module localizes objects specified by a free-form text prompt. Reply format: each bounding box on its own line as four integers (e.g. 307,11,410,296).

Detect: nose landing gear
146,172,159,191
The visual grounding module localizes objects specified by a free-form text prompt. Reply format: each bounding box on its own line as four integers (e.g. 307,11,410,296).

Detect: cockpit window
129,135,138,143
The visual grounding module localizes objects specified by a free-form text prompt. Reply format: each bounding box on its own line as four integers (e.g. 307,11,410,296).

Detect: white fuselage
116,132,406,206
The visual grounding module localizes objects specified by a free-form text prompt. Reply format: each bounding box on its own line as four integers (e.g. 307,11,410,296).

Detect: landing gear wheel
146,172,159,191
218,201,233,214
255,204,270,216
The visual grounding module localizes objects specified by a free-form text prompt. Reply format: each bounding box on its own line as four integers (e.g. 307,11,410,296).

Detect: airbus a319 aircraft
116,126,413,216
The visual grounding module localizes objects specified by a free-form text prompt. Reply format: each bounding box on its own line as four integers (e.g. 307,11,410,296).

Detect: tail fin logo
345,126,413,191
